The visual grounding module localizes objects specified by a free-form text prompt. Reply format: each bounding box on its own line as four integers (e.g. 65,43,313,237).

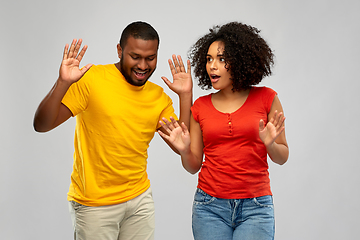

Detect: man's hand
59,39,93,85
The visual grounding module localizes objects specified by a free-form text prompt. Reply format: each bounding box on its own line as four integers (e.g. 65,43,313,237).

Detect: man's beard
119,58,154,87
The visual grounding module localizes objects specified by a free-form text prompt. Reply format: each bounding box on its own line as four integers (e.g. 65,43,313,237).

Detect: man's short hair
120,21,160,48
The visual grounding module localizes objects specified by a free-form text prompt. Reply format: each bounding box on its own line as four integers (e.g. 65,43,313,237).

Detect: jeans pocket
193,188,216,205
253,195,273,208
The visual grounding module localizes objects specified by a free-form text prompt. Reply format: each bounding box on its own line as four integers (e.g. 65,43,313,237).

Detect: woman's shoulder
194,93,212,105
251,86,276,93
250,86,277,97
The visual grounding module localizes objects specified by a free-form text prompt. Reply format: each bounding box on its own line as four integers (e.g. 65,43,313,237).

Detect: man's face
117,36,158,86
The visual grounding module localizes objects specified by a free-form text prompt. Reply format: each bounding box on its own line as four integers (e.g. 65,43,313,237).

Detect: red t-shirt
191,86,277,199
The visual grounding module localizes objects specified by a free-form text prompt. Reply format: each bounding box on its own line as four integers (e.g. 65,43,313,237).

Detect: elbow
184,163,201,175
33,124,46,133
33,119,50,133
277,159,288,165
274,152,289,166
188,168,200,175
33,120,41,132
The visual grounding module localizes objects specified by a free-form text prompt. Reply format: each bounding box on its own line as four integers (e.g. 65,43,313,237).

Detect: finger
275,125,285,136
270,110,278,124
159,120,172,134
162,117,175,131
157,129,170,140
275,112,284,128
172,54,180,73
187,59,191,73
76,45,88,62
63,43,69,61
67,39,77,59
180,122,189,134
277,116,286,131
168,59,176,76
170,117,180,128
177,55,185,72
273,111,279,126
259,119,265,131
165,119,175,131
280,116,286,126
80,63,93,75
161,76,172,88
73,39,83,58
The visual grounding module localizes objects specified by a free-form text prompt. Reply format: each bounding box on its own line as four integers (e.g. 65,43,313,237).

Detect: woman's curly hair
188,22,274,91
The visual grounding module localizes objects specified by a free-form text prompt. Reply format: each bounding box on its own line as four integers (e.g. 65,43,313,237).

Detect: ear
117,43,122,59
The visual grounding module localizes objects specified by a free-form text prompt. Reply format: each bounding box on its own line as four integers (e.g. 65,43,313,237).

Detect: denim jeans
192,188,275,240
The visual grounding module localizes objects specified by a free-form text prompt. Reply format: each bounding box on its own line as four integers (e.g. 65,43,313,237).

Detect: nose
209,59,217,70
137,58,148,70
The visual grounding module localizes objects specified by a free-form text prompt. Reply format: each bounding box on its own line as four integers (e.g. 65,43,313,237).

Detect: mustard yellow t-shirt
61,64,177,206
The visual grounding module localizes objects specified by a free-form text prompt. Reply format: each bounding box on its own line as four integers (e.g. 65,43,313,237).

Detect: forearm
266,142,289,165
178,92,192,129
180,148,202,174
33,78,71,132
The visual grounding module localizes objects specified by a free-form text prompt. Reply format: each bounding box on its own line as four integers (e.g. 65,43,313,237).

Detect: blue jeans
192,188,275,240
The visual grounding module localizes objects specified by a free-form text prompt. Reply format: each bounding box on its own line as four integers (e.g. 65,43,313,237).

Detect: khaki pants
69,188,155,240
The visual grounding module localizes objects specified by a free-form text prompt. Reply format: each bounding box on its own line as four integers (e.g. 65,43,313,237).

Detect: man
33,21,192,240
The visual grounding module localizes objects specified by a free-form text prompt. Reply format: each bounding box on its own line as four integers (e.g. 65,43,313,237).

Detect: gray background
1,0,359,239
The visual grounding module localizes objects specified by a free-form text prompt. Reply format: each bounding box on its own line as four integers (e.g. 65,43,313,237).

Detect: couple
34,21,288,240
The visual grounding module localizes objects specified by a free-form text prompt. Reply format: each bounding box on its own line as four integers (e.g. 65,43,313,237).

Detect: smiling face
206,41,233,91
117,36,158,86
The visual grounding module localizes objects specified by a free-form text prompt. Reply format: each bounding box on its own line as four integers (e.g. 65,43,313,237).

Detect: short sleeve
191,98,201,122
156,93,178,129
191,94,211,122
61,70,92,116
262,87,277,113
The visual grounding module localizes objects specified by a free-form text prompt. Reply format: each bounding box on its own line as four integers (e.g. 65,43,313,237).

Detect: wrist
57,77,74,88
178,91,193,99
179,145,191,156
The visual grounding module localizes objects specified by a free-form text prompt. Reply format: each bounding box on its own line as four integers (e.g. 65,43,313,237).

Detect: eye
147,57,155,61
219,57,225,62
130,55,139,60
206,57,212,62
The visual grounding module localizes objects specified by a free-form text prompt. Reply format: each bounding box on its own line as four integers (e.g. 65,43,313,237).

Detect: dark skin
33,39,91,132
33,38,193,153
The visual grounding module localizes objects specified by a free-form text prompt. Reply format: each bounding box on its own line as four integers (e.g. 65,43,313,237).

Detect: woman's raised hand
161,55,193,96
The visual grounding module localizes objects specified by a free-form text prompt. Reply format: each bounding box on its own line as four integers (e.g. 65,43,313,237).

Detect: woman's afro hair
188,22,274,91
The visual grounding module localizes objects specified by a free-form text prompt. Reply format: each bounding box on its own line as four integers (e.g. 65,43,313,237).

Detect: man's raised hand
59,39,92,84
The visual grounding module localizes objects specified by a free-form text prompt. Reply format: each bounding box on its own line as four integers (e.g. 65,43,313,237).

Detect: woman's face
206,41,232,91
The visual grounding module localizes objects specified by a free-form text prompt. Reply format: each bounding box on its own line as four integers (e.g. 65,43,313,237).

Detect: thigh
192,189,233,240
233,195,275,240
118,188,155,240
69,201,126,240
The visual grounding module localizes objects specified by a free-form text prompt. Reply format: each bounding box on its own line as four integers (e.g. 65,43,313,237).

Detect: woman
159,21,289,240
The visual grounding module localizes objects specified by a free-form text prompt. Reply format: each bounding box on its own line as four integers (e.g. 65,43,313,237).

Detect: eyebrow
130,52,157,57
206,54,224,57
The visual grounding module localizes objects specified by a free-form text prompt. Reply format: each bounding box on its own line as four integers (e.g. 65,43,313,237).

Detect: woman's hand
161,55,193,96
158,116,191,154
259,110,285,147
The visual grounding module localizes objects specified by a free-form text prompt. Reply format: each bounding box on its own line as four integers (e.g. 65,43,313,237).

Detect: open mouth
210,74,220,83
134,70,148,80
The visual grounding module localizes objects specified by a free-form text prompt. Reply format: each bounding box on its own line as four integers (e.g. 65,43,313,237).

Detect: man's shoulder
145,81,166,93
87,64,114,72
